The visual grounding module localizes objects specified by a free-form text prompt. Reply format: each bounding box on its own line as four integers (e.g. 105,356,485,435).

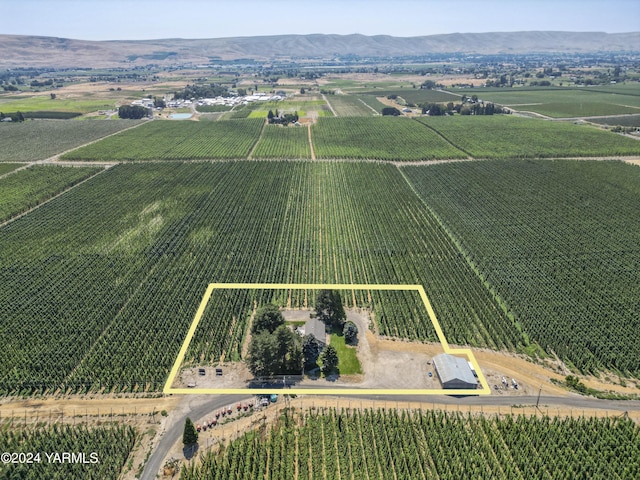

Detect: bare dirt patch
0,395,180,422
175,363,253,390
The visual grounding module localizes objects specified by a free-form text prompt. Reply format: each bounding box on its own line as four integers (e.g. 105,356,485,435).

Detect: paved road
141,394,253,480
140,392,640,479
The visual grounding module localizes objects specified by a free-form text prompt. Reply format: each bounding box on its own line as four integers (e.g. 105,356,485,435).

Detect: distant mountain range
1,31,638,68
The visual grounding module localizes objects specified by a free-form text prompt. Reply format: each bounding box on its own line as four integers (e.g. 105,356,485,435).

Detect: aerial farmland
1,15,640,479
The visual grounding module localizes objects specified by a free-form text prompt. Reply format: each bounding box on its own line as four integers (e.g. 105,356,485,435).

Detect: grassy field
312,117,466,160
403,160,640,375
417,115,640,158
0,165,102,223
62,119,265,161
329,332,362,374
0,94,116,114
0,120,139,162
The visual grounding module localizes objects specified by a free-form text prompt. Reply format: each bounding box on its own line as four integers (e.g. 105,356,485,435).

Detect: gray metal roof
305,318,326,345
433,353,476,386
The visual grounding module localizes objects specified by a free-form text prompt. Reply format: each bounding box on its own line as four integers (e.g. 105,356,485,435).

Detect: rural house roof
305,317,326,345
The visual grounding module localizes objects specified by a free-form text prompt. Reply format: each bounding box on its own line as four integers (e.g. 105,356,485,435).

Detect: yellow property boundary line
164,283,491,396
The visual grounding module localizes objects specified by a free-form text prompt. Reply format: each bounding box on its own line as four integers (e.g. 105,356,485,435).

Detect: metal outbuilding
433,353,477,389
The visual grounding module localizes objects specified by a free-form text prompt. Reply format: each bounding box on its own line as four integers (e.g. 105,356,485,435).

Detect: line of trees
420,101,508,116
382,107,401,116
0,112,25,122
173,83,230,100
118,105,149,119
267,110,299,125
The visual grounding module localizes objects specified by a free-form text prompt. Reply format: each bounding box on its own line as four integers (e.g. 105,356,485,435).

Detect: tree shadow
324,368,341,382
183,443,199,460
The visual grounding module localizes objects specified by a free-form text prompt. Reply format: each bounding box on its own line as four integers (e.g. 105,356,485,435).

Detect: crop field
0,161,512,394
356,95,386,113
313,117,466,160
0,163,24,176
184,287,442,367
196,104,233,112
523,102,640,118
0,120,139,162
251,125,311,159
62,119,265,161
590,114,640,127
0,165,102,223
361,88,460,104
470,87,640,117
240,99,333,119
324,95,380,116
416,115,640,158
403,160,640,376
180,408,640,480
0,423,137,480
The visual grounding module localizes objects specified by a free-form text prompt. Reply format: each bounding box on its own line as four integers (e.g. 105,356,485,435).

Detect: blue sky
2,0,639,40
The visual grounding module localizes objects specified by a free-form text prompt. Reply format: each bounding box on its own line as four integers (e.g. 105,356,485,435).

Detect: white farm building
433,353,477,390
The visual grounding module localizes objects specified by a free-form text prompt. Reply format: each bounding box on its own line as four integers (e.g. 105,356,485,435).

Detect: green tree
118,105,148,119
320,344,339,375
274,325,295,368
252,304,284,334
381,107,401,116
287,344,303,373
344,321,358,344
247,331,279,377
420,79,437,89
183,417,198,447
247,326,302,377
315,290,346,332
302,334,321,369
